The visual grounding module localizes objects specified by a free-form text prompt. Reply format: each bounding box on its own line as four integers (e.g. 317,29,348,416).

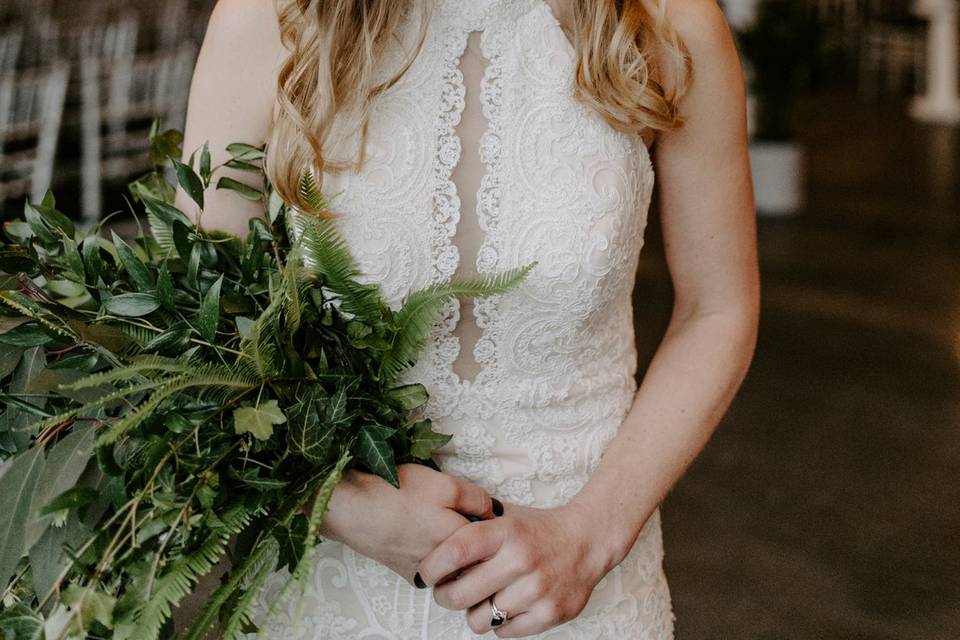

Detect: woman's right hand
317,463,501,589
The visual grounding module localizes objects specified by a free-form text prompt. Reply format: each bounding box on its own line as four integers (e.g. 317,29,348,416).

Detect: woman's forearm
568,305,758,571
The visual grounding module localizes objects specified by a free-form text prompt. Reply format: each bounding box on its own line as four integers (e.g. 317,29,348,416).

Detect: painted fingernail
414,572,426,589
492,497,504,517
466,513,482,522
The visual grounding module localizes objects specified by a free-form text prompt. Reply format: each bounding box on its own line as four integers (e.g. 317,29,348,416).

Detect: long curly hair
266,0,692,214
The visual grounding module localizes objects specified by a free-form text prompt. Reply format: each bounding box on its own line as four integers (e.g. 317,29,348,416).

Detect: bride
175,0,759,637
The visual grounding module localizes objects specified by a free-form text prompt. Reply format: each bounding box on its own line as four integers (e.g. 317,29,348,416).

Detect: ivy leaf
174,159,205,210
112,232,154,293
409,420,453,459
102,293,160,317
287,386,336,465
0,603,44,640
356,423,398,488
274,514,308,572
198,275,223,342
234,400,286,441
216,177,263,201
385,383,429,411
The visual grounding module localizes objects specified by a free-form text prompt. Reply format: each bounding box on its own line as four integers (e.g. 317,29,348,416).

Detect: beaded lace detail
246,1,673,637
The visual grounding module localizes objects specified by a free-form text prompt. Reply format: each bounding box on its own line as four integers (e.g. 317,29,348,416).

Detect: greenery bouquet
0,125,532,640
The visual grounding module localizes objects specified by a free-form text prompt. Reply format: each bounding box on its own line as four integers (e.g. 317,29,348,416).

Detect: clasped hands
416,499,617,637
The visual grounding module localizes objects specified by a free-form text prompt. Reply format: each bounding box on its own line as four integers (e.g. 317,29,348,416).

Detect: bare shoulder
662,0,736,58
661,0,742,89
203,0,287,65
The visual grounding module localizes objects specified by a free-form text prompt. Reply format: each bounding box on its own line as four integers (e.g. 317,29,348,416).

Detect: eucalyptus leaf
0,446,45,588
102,293,160,317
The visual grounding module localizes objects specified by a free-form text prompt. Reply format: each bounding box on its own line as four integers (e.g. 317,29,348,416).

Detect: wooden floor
634,89,960,639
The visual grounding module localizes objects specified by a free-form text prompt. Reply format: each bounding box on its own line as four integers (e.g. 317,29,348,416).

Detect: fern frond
97,365,259,445
30,378,169,433
238,297,283,380
379,263,536,381
256,451,352,639
183,537,280,640
294,214,384,323
135,504,251,640
61,355,195,390
298,168,330,214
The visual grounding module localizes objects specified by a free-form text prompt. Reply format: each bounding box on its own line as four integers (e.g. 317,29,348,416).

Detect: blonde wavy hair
267,0,692,214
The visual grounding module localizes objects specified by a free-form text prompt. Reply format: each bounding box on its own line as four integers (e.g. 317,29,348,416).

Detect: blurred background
0,0,958,638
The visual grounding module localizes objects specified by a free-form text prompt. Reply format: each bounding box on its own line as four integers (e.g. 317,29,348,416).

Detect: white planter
749,140,805,217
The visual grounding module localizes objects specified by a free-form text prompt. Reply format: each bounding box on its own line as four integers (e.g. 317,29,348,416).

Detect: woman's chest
320,0,655,310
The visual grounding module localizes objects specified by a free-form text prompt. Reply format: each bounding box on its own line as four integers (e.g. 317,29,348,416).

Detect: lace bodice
248,1,673,637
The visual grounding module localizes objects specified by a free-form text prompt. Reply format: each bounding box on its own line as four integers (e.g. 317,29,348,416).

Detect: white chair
0,62,69,205
80,44,197,224
1,28,23,73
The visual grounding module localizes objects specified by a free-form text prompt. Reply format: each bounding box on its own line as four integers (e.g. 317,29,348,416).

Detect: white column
910,0,960,125
722,0,760,30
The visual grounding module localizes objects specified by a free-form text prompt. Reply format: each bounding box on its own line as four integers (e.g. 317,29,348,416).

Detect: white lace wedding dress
247,0,674,637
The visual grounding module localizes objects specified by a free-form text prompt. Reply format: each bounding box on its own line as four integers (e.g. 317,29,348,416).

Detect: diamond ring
490,596,508,626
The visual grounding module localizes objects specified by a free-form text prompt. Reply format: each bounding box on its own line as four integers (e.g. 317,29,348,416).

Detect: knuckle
452,537,473,565
543,600,568,625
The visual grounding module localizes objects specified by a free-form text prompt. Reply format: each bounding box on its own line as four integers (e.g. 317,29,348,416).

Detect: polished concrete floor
633,90,960,639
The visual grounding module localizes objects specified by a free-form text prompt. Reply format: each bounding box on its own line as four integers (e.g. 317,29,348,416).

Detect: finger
417,519,501,587
464,574,536,636
445,474,499,520
431,550,521,611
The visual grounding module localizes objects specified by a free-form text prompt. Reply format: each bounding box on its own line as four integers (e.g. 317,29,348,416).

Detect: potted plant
736,0,823,216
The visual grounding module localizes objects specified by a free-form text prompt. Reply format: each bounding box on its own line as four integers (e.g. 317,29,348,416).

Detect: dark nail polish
414,572,426,589
465,513,482,522
492,497,504,517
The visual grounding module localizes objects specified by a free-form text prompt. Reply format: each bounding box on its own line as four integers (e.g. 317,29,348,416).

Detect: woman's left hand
415,499,622,637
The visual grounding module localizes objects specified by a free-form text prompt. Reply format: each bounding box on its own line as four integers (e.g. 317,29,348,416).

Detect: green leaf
112,231,155,292
149,125,184,165
174,159,205,210
156,262,174,310
356,423,398,488
62,584,116,631
198,275,223,342
216,177,263,201
287,387,336,465
385,383,429,411
0,323,53,347
0,603,44,640
103,292,160,317
409,420,453,459
25,427,96,548
40,486,99,514
226,142,265,162
274,514,308,572
233,400,286,441
199,142,212,185
0,446,45,589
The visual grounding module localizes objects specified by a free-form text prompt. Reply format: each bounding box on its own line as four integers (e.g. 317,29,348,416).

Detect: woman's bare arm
174,0,287,236
566,0,761,566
